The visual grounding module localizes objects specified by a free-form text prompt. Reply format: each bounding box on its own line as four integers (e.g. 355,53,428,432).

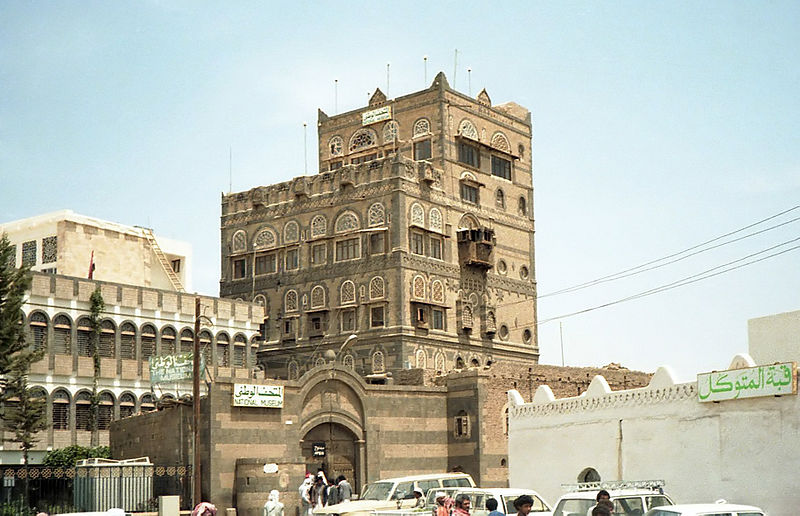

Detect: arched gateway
298,365,367,492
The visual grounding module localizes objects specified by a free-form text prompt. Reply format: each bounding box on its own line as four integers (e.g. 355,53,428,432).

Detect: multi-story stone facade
220,72,537,379
1,271,263,464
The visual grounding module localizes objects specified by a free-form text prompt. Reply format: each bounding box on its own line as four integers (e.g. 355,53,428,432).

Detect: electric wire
539,204,800,297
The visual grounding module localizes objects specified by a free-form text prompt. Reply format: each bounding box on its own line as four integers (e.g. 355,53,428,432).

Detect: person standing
586,490,612,516
434,492,450,516
299,475,314,516
453,494,471,516
486,498,504,516
327,478,340,506
264,489,285,516
337,475,353,503
513,495,534,516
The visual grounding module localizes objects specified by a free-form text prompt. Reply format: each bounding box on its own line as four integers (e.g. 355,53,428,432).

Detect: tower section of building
220,72,537,379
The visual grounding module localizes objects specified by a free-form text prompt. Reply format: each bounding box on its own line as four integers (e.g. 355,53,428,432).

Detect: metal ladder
140,228,185,292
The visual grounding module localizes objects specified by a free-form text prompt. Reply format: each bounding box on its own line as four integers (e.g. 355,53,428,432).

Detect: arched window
368,203,386,227
216,333,230,367
180,329,194,354
349,128,377,152
462,305,473,329
254,228,276,249
495,189,505,210
335,211,360,233
283,221,299,244
491,132,510,152
140,393,155,413
371,350,385,373
470,357,480,368
413,118,430,137
456,356,465,369
120,322,136,359
523,329,532,344
52,389,70,430
415,349,427,369
75,391,92,431
285,290,298,312
199,331,212,364
288,361,299,380
412,276,426,300
343,354,355,370
314,357,326,368
98,320,116,358
431,280,444,304
579,468,601,483
486,311,497,334
410,203,424,227
53,315,71,355
310,285,326,309
29,312,48,351
458,119,478,140
429,208,443,233
340,281,356,305
329,136,343,157
232,230,247,252
119,393,136,419
253,294,267,308
435,352,446,372
77,317,92,356
502,404,510,436
310,215,327,238
153,325,168,356
383,121,399,143
518,196,527,217
233,334,247,367
369,277,385,300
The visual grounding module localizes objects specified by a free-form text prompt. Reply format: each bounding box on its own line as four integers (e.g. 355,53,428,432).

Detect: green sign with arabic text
698,361,796,402
149,353,203,384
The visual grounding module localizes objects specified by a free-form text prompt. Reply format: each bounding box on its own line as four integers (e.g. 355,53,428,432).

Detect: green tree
88,287,105,447
42,444,111,468
0,233,31,376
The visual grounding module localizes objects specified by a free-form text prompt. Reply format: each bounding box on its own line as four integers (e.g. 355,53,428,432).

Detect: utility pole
559,321,565,367
193,296,201,506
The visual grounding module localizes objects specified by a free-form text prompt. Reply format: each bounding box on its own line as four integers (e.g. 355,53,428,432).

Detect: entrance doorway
301,423,358,492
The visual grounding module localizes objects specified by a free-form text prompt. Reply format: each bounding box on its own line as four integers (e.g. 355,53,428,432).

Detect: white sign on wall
233,383,284,408
697,362,796,402
362,106,392,126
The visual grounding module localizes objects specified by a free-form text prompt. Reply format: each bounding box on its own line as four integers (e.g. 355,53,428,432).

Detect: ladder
140,228,185,292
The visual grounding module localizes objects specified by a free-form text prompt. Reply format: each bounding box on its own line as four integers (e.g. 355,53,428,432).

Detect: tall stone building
220,72,537,379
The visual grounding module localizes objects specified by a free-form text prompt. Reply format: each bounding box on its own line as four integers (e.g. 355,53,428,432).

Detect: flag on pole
88,250,96,279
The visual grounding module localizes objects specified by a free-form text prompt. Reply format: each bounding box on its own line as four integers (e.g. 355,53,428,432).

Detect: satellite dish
263,463,279,474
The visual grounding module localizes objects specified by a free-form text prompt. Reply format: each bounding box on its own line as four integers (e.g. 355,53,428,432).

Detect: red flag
88,250,96,279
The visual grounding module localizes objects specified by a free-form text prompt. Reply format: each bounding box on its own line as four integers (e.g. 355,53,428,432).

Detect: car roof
558,489,668,500
457,487,544,496
651,503,763,512
373,472,473,483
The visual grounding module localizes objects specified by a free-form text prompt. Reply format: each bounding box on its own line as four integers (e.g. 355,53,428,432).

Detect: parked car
451,487,551,516
552,486,674,516
644,503,765,516
314,472,475,516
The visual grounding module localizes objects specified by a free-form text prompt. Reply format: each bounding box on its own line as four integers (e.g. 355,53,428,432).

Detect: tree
42,444,111,468
0,233,47,506
0,233,31,377
88,287,104,447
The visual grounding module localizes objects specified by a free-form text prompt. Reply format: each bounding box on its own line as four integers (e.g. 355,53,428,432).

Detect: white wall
508,353,799,516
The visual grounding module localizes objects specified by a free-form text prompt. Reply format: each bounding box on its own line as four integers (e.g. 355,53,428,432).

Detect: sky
2,1,798,383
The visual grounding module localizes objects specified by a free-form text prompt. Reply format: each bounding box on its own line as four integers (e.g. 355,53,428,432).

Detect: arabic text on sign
697,362,796,402
232,383,284,408
362,106,392,126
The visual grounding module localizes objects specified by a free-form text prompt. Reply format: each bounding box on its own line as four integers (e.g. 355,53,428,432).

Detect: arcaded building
220,72,538,379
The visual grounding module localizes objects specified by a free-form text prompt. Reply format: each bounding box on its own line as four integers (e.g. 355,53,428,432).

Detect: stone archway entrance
302,423,359,490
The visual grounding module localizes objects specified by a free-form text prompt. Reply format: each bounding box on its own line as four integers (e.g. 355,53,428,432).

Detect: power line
537,238,800,325
540,204,800,297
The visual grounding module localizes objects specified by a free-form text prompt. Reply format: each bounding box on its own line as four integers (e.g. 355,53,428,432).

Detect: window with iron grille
140,394,155,412
42,236,57,263
30,312,47,351
52,390,70,430
233,344,246,367
216,334,230,367
77,318,92,356
181,329,194,353
75,392,92,430
21,240,36,267
142,325,158,358
98,392,114,430
53,315,71,354
98,320,115,358
120,323,136,359
119,393,136,419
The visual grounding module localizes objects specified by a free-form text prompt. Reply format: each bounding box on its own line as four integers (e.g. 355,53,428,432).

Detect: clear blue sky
2,1,798,382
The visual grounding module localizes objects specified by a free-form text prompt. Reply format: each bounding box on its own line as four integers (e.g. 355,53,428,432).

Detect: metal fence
0,463,192,513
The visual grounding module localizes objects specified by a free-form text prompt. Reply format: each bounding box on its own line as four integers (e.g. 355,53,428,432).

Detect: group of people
432,492,537,516
299,471,354,516
589,490,614,516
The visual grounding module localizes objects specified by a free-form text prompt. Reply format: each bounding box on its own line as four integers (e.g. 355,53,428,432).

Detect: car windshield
553,499,595,516
646,496,673,510
361,482,395,500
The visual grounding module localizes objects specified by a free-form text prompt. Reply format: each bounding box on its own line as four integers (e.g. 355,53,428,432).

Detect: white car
452,487,552,516
315,472,475,516
552,488,674,516
644,503,765,516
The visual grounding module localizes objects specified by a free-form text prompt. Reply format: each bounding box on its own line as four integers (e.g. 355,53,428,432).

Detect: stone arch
458,213,480,230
